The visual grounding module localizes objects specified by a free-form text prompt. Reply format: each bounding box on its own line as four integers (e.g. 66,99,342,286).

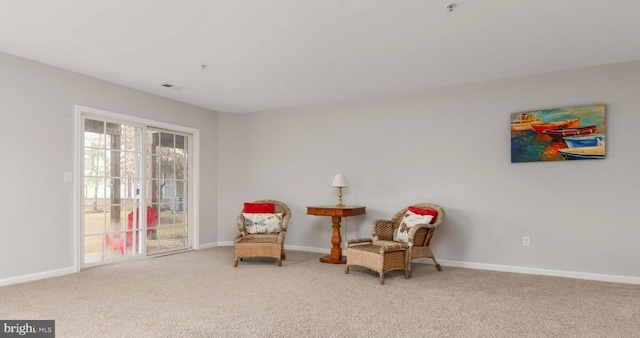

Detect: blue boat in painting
563,134,605,148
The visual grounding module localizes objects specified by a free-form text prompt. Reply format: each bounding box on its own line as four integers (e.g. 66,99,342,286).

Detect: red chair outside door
106,206,158,256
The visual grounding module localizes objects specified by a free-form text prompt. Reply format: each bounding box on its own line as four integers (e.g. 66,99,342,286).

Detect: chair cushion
244,202,275,213
237,233,280,243
394,210,434,243
243,213,283,234
408,206,437,223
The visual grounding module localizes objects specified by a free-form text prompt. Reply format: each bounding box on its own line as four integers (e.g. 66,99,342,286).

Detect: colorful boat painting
542,125,596,138
563,134,605,148
510,112,542,131
530,118,580,134
511,104,606,163
558,146,605,160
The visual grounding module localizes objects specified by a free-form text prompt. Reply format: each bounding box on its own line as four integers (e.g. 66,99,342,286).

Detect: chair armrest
346,238,373,247
370,219,393,241
379,243,408,253
232,233,243,244
236,215,246,233
281,215,290,231
277,230,286,244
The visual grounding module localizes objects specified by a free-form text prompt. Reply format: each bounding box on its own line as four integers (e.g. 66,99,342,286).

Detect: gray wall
217,60,640,279
0,52,218,280
2,49,638,284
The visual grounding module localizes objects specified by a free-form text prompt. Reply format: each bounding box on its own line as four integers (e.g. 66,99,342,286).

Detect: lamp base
337,187,344,207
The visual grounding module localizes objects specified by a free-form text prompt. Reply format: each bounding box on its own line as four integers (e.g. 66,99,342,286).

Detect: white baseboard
284,245,330,255
207,242,640,285
0,267,76,287
198,241,221,249
438,259,640,285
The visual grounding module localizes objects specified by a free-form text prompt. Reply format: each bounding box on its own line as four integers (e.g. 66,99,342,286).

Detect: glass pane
105,123,122,150
159,211,175,226
107,150,141,179
147,131,159,154
128,208,142,230
106,150,120,178
84,177,107,208
148,202,162,215
105,206,130,232
168,225,187,240
180,225,188,246
159,132,174,148
128,230,143,256
175,134,186,150
124,151,141,179
84,119,105,148
106,177,121,206
123,125,141,152
174,209,187,225
123,178,141,200
146,179,162,205
147,155,158,180
84,210,105,235
175,152,187,179
84,148,106,177
105,230,142,257
149,225,188,251
160,156,175,179
148,206,160,231
84,234,104,264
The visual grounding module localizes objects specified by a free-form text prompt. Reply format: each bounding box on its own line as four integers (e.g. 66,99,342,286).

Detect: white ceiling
1,0,640,113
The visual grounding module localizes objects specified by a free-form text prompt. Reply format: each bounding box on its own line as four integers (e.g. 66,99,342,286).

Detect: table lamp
331,174,348,207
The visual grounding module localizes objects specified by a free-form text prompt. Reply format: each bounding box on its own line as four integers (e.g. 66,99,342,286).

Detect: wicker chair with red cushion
371,203,445,277
233,200,291,267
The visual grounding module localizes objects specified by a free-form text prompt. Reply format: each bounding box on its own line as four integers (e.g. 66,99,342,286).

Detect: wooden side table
307,205,366,264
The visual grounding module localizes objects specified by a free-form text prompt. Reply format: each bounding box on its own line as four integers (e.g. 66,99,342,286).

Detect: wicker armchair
371,203,445,277
233,200,291,267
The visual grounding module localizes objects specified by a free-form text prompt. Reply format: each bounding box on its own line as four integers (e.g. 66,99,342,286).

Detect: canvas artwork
510,104,605,163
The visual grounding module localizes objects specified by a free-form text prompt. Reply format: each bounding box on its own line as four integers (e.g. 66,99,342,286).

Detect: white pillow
393,210,434,243
243,213,283,234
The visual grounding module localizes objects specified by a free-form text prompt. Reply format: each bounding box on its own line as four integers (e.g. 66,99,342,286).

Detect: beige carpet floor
1,247,639,337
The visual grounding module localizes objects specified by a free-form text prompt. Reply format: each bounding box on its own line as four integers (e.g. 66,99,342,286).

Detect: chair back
127,206,158,232
237,200,291,234
391,203,445,246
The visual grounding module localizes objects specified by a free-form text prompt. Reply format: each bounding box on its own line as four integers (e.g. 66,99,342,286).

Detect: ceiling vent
161,83,186,90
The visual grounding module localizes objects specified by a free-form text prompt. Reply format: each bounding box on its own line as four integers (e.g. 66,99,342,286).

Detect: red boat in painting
530,118,580,134
542,125,596,138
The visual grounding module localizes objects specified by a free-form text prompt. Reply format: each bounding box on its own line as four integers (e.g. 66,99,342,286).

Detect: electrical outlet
522,236,530,246
63,172,72,183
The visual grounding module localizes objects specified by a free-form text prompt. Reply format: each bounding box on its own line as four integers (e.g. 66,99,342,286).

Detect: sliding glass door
83,119,145,264
81,114,193,266
146,129,189,254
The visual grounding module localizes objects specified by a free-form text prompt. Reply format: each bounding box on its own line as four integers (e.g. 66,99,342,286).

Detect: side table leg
330,216,343,260
319,216,346,264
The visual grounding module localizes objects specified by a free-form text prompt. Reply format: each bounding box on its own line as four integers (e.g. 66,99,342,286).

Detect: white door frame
74,105,200,271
